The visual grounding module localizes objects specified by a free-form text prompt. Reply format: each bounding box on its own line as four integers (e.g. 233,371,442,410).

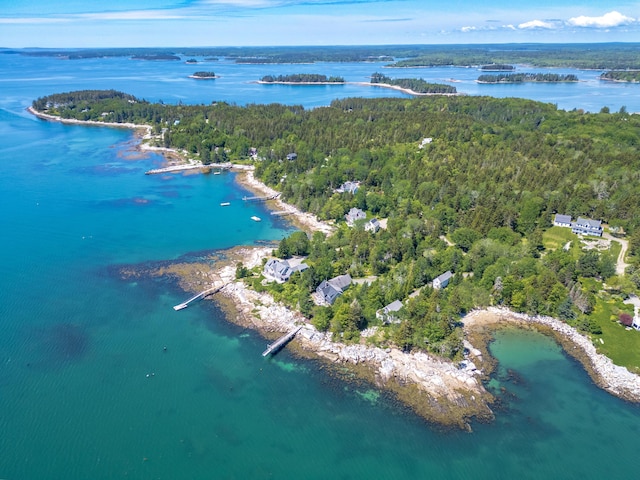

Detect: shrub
619,312,633,327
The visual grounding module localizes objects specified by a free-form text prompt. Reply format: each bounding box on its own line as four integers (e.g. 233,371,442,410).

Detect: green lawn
589,296,640,373
543,226,581,256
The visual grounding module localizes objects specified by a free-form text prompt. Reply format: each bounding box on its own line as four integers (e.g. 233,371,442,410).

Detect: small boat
220,202,231,206
251,215,261,222
213,171,222,175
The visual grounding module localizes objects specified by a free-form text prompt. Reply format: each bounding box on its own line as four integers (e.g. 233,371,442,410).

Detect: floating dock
173,284,227,311
262,326,302,357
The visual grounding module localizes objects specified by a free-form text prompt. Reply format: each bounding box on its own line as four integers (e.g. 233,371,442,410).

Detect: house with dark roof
376,300,403,324
553,214,572,228
364,218,381,233
433,271,453,290
345,207,366,226
571,217,603,237
263,258,308,283
316,274,352,305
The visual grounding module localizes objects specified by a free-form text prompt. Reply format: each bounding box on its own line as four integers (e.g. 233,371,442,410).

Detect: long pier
242,193,280,202
262,326,302,357
173,284,227,311
270,210,292,216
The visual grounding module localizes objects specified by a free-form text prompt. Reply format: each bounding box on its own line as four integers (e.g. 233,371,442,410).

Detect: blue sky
1,1,639,47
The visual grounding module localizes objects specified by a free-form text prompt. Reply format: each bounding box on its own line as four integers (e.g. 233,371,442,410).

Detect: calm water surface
0,52,639,479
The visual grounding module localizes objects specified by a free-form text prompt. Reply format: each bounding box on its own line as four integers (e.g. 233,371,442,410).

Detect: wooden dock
242,193,280,202
270,210,292,216
262,326,302,357
173,284,227,311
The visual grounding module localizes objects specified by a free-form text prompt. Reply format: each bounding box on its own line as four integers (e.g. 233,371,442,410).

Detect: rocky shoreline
462,307,640,402
33,105,640,427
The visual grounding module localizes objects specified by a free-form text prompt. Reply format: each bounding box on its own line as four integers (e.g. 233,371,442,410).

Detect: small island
370,72,457,94
479,64,515,71
477,73,579,84
600,71,640,83
189,71,218,79
260,74,345,84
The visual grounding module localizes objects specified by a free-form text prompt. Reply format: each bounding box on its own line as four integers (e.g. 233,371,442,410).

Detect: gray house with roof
316,274,352,305
335,181,360,194
433,271,453,290
365,218,381,233
345,207,366,226
553,214,572,228
376,300,403,324
263,258,308,283
571,217,603,237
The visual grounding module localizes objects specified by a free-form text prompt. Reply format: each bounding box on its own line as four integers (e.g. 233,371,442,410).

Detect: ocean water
1,51,640,479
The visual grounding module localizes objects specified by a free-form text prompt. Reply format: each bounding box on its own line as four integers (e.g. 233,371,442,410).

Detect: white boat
220,202,231,206
251,216,261,222
213,171,222,175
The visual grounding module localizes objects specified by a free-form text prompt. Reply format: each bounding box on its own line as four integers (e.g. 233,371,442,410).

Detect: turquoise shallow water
1,52,640,479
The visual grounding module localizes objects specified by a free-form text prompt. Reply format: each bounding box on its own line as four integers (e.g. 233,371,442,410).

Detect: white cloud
567,11,635,28
518,19,555,29
461,26,476,32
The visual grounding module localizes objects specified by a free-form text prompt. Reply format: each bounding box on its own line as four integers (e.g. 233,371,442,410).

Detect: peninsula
29,90,640,427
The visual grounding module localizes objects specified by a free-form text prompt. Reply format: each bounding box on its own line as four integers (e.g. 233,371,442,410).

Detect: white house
433,271,453,290
572,217,603,237
553,214,572,228
376,300,403,324
263,258,308,283
364,218,381,233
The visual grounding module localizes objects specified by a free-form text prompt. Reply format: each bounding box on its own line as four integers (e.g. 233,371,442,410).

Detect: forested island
600,71,640,83
477,73,579,84
30,90,640,375
479,64,515,71
370,73,457,94
190,71,217,79
260,74,345,83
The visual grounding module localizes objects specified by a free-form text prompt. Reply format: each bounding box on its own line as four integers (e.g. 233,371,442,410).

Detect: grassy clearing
543,226,581,257
590,296,640,373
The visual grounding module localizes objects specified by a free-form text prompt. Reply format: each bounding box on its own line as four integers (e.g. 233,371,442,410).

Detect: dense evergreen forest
479,64,515,71
32,90,640,361
191,71,216,78
12,43,640,69
477,73,579,83
260,74,345,83
370,73,456,94
600,71,640,83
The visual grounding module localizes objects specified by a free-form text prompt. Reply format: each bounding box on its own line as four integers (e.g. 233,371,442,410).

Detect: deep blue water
1,51,639,479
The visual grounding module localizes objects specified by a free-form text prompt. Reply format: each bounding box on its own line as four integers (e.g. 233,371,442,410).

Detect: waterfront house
263,258,308,283
345,207,366,226
433,271,453,290
316,274,352,305
571,217,603,237
553,214,572,228
376,300,403,324
364,218,381,233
